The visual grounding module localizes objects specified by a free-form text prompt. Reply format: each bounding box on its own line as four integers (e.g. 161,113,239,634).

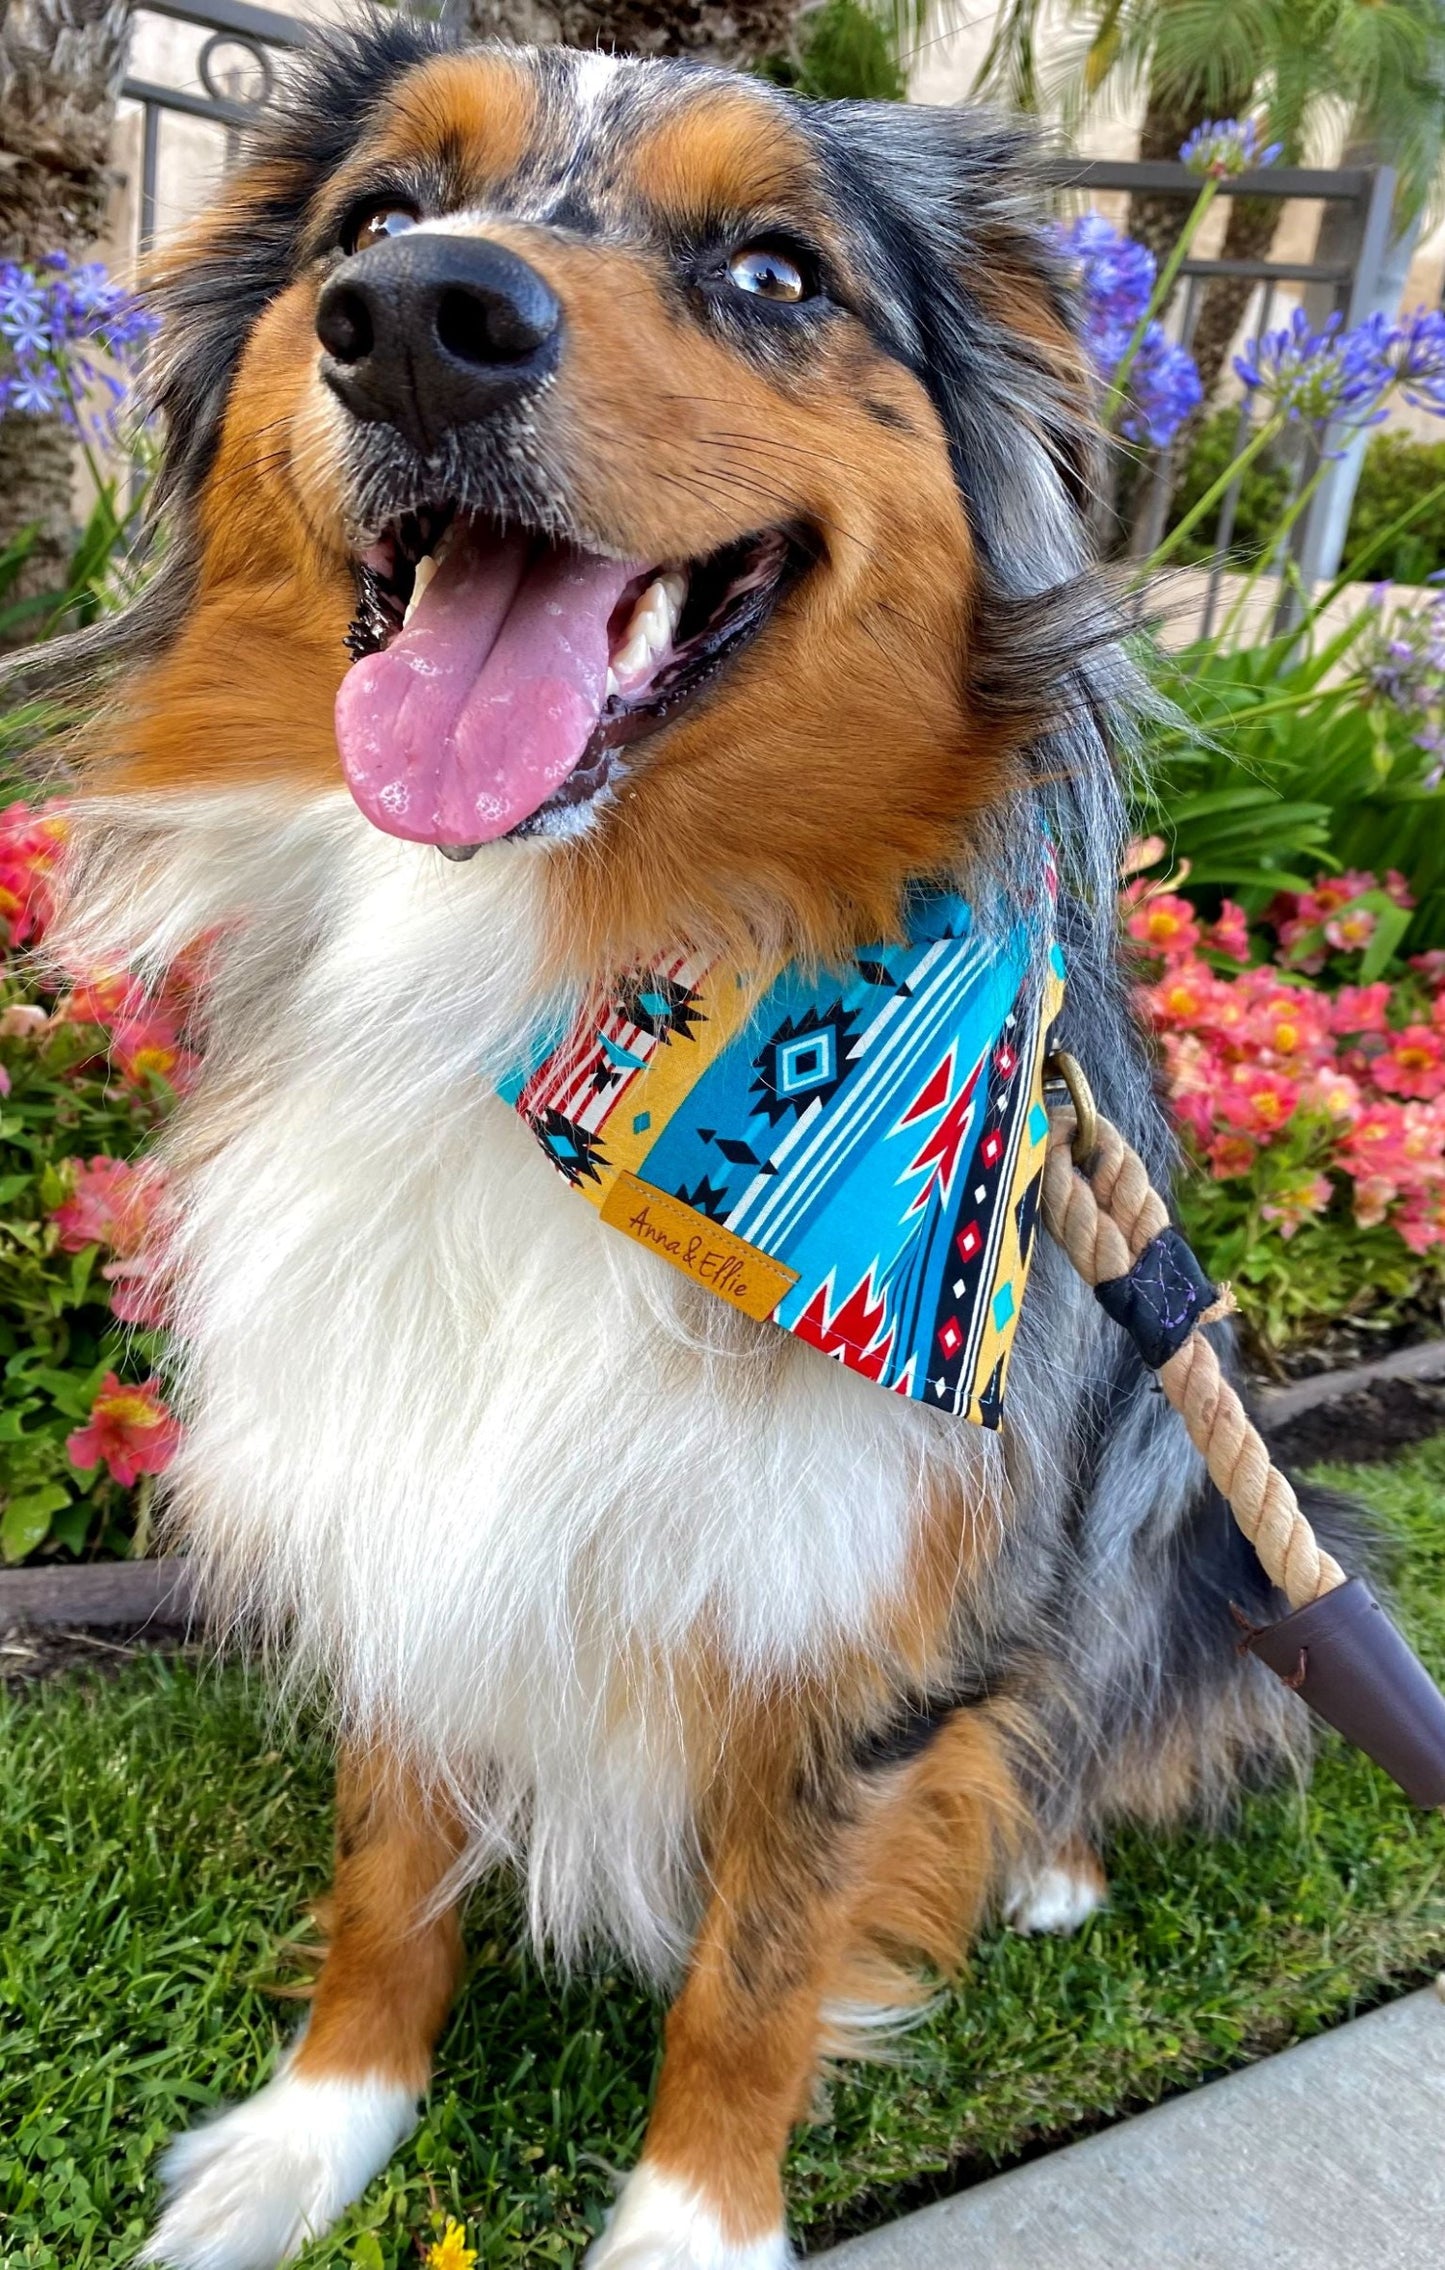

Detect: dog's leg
142,1743,466,2270
1001,1833,1108,1935
587,1707,1018,2270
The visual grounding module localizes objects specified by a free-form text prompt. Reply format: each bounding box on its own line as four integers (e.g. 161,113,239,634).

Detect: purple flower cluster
1236,306,1445,441
1362,585,1445,779
1376,306,1445,418
1179,118,1284,179
1057,212,1203,447
0,252,155,438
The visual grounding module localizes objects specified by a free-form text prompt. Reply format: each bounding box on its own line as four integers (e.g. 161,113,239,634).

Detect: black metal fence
122,0,308,251
117,9,1393,618
1043,157,1398,629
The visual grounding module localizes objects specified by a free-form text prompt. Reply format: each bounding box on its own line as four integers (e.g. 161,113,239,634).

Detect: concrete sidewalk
817,1988,1445,2268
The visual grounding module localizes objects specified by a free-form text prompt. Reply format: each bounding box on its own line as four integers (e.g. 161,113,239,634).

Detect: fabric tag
601,1172,800,1320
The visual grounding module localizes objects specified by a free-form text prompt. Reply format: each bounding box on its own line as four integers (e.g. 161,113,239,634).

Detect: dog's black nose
316,232,562,444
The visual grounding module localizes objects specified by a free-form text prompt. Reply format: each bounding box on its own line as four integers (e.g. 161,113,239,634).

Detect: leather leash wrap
1042,1053,1445,1812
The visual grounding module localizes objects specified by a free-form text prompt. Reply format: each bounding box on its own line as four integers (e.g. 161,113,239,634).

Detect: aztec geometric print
498,889,1066,1427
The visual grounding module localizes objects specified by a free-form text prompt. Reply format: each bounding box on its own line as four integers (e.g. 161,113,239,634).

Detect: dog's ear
807,99,1099,590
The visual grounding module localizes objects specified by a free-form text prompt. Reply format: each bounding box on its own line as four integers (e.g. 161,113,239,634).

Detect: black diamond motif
617,975,705,1044
534,1107,608,1187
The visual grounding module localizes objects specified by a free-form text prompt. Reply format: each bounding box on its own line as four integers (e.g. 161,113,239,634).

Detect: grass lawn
6,1439,1445,2268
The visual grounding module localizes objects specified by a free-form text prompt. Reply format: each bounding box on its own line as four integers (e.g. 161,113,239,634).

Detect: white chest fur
61,789,1001,1966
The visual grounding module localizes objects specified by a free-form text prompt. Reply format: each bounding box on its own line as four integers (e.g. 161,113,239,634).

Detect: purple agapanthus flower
1121,322,1205,447
1234,308,1392,436
1362,592,1445,735
1376,306,1445,417
1056,213,1203,447
1179,117,1284,179
0,252,156,440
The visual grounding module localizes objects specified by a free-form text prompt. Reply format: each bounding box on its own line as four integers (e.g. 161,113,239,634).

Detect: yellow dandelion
423,2220,478,2270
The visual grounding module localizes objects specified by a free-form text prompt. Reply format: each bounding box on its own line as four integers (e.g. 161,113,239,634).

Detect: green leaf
1,1484,71,1563
1360,898,1413,982
350,2235,386,2270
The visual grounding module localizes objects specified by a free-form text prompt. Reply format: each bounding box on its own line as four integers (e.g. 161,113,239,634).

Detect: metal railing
122,0,308,251
1043,156,1398,626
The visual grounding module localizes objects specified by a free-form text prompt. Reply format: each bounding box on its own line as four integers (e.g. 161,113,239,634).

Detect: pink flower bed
0,801,185,1532
1128,864,1445,1350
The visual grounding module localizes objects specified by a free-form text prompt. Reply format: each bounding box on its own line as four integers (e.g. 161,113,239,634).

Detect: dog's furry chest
128,794,995,1964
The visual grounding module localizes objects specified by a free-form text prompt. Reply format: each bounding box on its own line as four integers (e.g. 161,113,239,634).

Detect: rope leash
1042,1052,1445,1811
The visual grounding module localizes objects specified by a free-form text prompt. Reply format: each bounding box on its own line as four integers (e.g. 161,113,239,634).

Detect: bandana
499,888,1065,1427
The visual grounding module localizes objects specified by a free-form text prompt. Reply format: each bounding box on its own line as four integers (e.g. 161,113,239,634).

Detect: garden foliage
2,128,1445,1559
0,804,185,1562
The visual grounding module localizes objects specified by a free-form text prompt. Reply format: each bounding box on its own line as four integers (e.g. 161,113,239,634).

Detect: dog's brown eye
346,201,420,256
727,246,807,303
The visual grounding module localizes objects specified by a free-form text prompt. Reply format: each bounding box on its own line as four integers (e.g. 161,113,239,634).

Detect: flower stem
1214,459,1328,648
1100,177,1218,434
1140,411,1285,573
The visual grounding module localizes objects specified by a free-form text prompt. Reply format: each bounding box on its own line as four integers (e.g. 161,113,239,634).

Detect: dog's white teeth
402,552,438,628
609,571,688,695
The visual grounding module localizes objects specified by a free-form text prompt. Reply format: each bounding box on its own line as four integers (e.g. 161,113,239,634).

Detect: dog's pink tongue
335,534,641,845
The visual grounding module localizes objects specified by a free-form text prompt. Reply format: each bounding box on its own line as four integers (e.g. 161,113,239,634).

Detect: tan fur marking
627,92,824,230
643,1698,1021,2240
318,50,540,236
291,1745,467,2093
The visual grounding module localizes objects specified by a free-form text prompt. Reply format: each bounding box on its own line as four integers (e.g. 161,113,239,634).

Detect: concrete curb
1255,1337,1445,1427
815,1988,1445,2268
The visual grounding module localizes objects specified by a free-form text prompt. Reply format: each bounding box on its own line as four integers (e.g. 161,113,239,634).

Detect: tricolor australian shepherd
34,18,1356,2266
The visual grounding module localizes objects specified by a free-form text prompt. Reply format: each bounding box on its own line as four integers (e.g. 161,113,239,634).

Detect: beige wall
909,9,1445,437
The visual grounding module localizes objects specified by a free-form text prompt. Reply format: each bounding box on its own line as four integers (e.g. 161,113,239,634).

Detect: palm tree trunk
458,0,801,68
0,0,132,624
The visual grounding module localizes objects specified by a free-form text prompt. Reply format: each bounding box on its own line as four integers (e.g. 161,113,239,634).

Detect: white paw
139,2056,417,2270
585,2163,792,2270
1003,1858,1107,1936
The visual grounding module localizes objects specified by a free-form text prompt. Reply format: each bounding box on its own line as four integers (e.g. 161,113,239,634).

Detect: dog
35,17,1359,2267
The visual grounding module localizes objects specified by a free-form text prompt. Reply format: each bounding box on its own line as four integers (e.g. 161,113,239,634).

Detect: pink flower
1261,1174,1334,1240
66,1373,181,1487
1241,985,1332,1067
1206,900,1250,962
1216,1063,1300,1140
0,800,67,948
0,1002,49,1039
1384,870,1416,910
1206,1130,1257,1180
1324,906,1377,954
109,1010,197,1093
62,970,148,1028
1352,1171,1397,1229
51,1156,159,1257
1409,950,1445,984
1332,982,1393,1037
1397,1188,1445,1253
1125,888,1201,962
1302,1067,1362,1123
0,1064,10,1099
1142,959,1220,1029
1373,1025,1445,1101
1122,834,1168,878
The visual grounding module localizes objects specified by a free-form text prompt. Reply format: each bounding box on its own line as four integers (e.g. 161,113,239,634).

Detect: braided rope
1041,1100,1346,1613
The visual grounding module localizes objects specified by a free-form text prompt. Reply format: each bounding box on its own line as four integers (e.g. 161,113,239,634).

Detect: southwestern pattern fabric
499,890,1065,1426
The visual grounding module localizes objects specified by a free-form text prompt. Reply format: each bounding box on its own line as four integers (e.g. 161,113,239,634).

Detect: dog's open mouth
336,512,804,851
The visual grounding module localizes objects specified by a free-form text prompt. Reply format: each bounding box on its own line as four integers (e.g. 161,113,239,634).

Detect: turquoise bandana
499,888,1065,1427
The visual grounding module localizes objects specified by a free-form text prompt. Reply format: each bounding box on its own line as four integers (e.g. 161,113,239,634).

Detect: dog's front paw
139,2061,417,2270
585,2164,793,2270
